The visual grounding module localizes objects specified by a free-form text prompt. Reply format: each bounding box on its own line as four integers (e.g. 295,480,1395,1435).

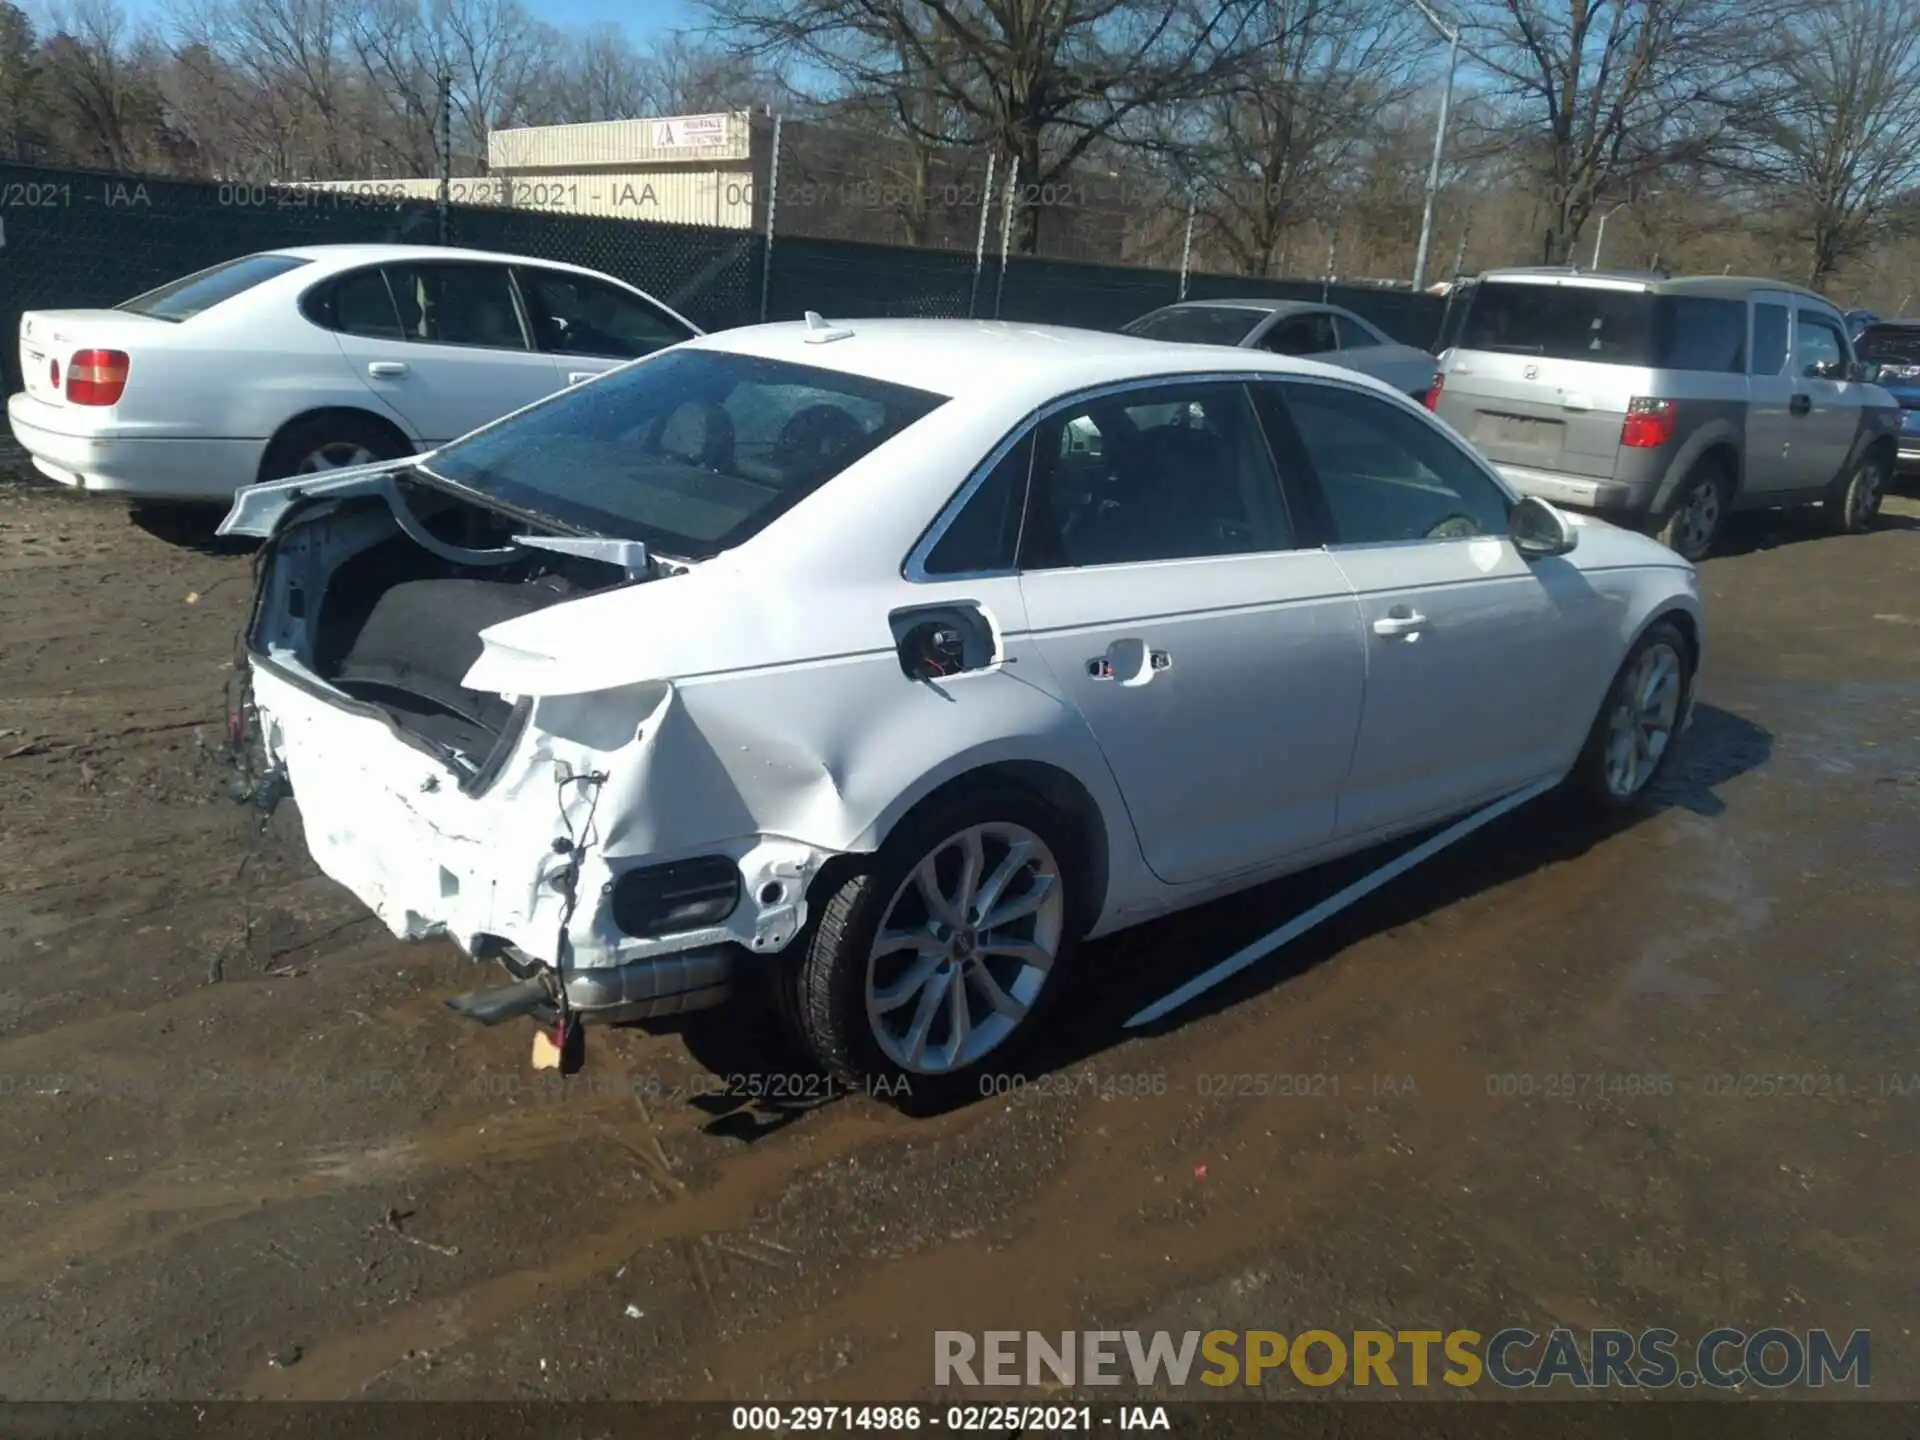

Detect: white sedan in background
7,244,700,503
220,317,1704,1108
1123,298,1439,397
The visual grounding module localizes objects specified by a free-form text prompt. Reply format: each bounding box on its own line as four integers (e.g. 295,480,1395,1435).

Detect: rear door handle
1790,393,1812,416
567,371,596,386
367,361,408,378
1372,608,1428,639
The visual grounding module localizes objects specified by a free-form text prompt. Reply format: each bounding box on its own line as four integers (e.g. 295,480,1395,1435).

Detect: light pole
1409,0,1461,294
1591,191,1657,270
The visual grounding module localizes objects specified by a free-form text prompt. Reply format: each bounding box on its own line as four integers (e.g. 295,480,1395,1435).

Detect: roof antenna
802,310,855,343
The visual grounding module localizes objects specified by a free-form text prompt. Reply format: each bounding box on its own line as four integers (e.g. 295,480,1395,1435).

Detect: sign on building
652,114,731,150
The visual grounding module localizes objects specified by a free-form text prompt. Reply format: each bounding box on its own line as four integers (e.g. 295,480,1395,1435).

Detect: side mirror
1511,494,1579,559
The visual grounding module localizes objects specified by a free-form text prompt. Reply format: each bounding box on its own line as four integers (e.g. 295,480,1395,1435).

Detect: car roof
1149,298,1330,316
684,318,1381,400
1476,266,1835,305
261,243,621,282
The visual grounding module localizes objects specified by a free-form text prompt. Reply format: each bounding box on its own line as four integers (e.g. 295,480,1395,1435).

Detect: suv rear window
118,254,311,322
1457,282,1746,373
421,348,949,559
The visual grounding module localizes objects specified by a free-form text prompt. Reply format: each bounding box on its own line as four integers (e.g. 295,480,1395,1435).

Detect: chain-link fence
0,159,1448,397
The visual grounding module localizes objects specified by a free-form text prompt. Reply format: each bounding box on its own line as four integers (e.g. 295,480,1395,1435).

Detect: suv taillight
66,349,129,406
1621,396,1676,448
1423,372,1444,411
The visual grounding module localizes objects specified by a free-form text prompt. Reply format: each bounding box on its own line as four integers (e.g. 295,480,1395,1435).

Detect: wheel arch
1653,425,1742,515
805,757,1116,939
257,406,417,482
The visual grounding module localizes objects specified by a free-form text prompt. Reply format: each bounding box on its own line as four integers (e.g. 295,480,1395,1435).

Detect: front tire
1654,462,1729,561
1827,450,1887,534
790,787,1082,1111
1569,620,1694,810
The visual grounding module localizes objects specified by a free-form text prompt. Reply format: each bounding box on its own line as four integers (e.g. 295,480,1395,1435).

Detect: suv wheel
790,787,1080,1112
1654,463,1728,561
1827,451,1887,534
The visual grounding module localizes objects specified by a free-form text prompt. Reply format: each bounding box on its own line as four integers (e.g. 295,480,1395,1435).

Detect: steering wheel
772,404,868,474
1424,514,1481,540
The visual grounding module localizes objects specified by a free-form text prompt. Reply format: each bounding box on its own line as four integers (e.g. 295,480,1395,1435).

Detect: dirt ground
1,465,1917,1405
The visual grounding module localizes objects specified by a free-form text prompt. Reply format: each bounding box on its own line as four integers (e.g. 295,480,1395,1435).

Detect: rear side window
921,433,1032,576
1457,282,1653,363
1655,298,1745,373
310,268,407,339
1262,312,1339,356
1334,315,1383,349
1122,307,1268,346
117,254,311,322
384,262,529,350
1751,304,1789,376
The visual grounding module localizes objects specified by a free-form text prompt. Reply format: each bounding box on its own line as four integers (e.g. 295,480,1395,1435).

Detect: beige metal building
292,110,1132,261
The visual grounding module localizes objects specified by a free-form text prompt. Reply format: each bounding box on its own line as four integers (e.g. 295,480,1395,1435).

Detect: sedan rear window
1457,283,1746,373
1122,307,1268,346
421,348,949,559
118,254,312,322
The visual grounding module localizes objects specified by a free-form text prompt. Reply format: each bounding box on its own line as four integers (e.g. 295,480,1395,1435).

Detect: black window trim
901,370,1309,582
1253,375,1523,553
512,263,696,360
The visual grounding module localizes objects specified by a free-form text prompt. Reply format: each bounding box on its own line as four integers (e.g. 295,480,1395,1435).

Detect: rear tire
788,786,1083,1113
1827,450,1887,534
1653,461,1729,561
259,413,408,482
1568,619,1695,810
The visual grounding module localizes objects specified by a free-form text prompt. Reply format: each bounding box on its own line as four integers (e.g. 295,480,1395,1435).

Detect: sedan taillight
1423,372,1444,411
1621,396,1677,448
66,349,129,406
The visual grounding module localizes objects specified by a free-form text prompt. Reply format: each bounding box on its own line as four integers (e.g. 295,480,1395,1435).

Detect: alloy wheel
1603,641,1684,798
298,441,379,473
1851,461,1884,528
864,822,1066,1075
1679,479,1721,557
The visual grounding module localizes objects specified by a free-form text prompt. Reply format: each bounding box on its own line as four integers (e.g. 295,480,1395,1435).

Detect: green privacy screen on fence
0,161,1448,394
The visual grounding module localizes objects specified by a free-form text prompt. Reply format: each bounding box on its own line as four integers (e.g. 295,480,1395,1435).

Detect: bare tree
0,0,39,159
1741,0,1920,289
701,0,1263,251
34,0,165,170
1175,0,1421,275
431,0,562,167
1455,0,1787,264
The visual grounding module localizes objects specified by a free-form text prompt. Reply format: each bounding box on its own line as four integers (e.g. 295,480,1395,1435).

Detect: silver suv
1429,268,1900,559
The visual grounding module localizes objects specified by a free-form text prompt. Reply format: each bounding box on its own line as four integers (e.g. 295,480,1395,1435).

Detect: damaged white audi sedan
220,315,1704,1104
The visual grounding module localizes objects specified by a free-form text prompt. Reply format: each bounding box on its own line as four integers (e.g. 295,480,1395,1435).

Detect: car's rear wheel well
1693,443,1739,497
259,408,414,482
805,762,1111,938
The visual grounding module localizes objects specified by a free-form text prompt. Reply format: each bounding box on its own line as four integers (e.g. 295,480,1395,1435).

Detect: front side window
518,268,692,359
1794,312,1848,378
423,348,948,559
118,253,311,322
1273,381,1512,545
1019,382,1293,569
1262,312,1339,356
382,262,529,350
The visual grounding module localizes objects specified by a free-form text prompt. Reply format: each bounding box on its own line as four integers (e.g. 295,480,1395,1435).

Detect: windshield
1457,282,1747,372
1856,325,1920,376
1122,306,1268,347
118,254,311,322
421,348,950,559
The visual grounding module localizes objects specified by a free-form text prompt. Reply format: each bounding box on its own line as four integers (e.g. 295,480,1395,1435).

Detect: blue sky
103,0,704,44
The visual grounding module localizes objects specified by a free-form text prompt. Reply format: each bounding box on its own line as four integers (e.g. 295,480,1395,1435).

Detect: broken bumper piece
448,943,736,1026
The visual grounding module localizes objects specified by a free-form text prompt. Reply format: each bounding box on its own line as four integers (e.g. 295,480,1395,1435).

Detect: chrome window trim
901,369,1314,583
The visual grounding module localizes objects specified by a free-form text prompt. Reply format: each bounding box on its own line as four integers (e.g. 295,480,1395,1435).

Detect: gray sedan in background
1122,299,1437,398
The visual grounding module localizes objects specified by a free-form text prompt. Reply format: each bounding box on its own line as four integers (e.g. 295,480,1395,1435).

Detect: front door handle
1790,393,1812,416
367,361,408,378
567,370,596,386
1372,608,1428,639
1086,641,1169,682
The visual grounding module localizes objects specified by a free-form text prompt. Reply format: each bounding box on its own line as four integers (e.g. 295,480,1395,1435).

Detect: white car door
1013,379,1369,886
514,265,699,390
323,260,564,447
1257,378,1612,841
